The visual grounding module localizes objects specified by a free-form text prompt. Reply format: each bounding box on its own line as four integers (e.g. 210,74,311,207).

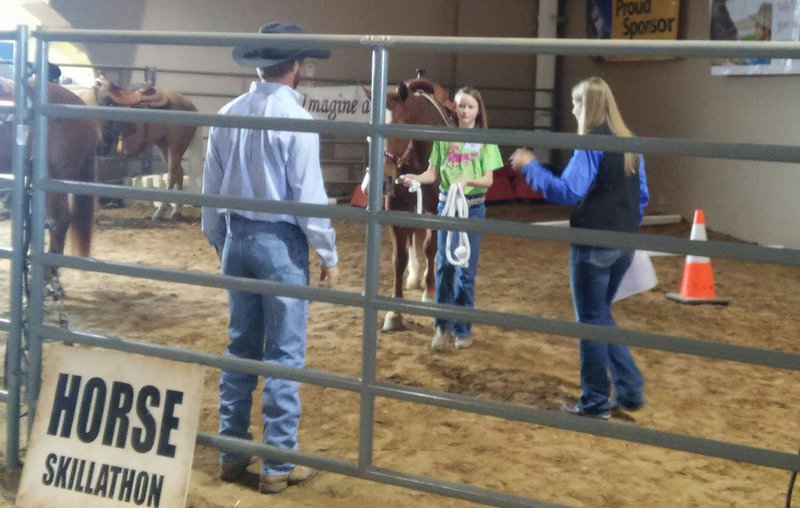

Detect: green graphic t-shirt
428,140,503,196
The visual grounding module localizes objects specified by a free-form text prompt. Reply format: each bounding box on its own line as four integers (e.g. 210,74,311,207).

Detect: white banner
17,345,204,508
711,0,800,75
296,85,372,122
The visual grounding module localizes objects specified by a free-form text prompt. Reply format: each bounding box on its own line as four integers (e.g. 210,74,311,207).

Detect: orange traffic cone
666,210,730,305
349,184,367,208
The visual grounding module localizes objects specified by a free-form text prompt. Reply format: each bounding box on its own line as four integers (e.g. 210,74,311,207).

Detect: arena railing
1,25,30,470
15,27,800,506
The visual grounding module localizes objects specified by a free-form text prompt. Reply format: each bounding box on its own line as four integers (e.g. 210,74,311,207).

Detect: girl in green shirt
400,86,503,351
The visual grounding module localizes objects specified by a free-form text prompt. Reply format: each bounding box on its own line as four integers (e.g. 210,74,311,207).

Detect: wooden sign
17,345,204,508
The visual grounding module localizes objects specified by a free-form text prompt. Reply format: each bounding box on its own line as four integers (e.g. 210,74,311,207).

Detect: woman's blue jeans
569,244,645,413
435,201,485,337
218,216,310,476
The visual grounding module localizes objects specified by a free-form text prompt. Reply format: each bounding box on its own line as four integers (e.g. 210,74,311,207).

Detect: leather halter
384,140,414,171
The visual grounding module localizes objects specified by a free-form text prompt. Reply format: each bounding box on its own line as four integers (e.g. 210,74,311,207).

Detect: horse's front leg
405,228,426,291
45,194,69,298
422,228,437,302
383,227,410,332
153,143,184,220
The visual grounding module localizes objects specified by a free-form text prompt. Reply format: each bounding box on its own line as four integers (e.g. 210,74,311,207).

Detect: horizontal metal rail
0,319,9,333
196,433,559,508
182,90,540,114
34,253,800,372
35,29,800,59
0,391,7,404
41,104,800,163
0,248,12,260
35,325,800,474
39,179,800,266
37,325,362,393
50,61,556,93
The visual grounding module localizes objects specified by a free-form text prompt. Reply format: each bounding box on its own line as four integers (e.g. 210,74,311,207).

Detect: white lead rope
441,182,470,268
407,179,423,214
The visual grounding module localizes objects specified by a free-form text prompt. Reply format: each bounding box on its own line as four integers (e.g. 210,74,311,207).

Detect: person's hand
453,177,470,189
509,148,536,172
398,174,416,188
320,265,339,288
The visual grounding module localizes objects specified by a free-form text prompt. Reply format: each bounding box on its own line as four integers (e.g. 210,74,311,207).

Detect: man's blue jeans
218,216,310,476
435,201,485,337
569,245,645,413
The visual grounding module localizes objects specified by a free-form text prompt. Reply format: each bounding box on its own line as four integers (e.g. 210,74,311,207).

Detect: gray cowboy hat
232,22,331,68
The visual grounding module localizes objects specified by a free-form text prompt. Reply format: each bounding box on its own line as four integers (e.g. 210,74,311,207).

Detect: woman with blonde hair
510,76,649,419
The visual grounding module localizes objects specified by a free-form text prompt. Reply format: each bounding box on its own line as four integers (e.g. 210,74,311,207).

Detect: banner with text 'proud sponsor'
588,0,681,61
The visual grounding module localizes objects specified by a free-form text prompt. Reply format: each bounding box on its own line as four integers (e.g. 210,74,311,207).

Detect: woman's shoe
611,399,645,412
560,402,610,420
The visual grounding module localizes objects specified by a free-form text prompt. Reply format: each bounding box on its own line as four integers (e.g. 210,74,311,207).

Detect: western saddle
95,76,168,108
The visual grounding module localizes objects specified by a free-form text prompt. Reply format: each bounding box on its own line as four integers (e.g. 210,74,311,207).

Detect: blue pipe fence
0,25,797,507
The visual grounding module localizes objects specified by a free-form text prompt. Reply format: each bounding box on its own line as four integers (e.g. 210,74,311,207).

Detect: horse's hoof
421,291,434,303
404,277,422,291
45,281,65,301
382,312,404,332
151,204,168,220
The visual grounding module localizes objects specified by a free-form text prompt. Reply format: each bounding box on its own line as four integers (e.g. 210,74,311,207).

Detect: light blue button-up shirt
202,81,338,267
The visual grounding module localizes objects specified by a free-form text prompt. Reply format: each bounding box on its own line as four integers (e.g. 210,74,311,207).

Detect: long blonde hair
454,86,489,129
572,77,639,175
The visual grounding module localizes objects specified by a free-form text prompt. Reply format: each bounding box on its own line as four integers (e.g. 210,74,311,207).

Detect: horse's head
383,82,416,178
0,79,17,173
359,74,452,198
0,78,14,102
382,80,453,196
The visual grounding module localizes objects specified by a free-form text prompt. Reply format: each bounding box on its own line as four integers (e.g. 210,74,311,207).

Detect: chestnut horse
0,78,97,290
381,78,454,331
68,77,202,219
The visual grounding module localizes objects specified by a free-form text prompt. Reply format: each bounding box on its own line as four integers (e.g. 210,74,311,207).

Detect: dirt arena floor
0,201,798,507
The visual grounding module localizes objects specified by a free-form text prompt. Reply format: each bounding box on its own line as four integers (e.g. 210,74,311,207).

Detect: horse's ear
397,82,409,102
360,83,372,101
434,84,455,112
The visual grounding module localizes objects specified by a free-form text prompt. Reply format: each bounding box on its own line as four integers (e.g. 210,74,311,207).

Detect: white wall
559,1,800,248
49,0,540,126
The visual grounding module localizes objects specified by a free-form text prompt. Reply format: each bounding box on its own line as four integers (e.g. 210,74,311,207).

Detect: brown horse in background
381,77,454,331
70,76,201,219
0,78,97,290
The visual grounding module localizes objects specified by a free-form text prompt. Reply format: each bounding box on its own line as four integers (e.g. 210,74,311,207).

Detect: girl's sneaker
454,336,473,349
431,327,449,351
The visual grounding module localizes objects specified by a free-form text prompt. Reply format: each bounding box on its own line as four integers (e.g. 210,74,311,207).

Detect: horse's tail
185,125,205,190
69,153,95,257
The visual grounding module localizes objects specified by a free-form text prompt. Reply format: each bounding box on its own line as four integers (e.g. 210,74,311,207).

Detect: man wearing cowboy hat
202,21,339,494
